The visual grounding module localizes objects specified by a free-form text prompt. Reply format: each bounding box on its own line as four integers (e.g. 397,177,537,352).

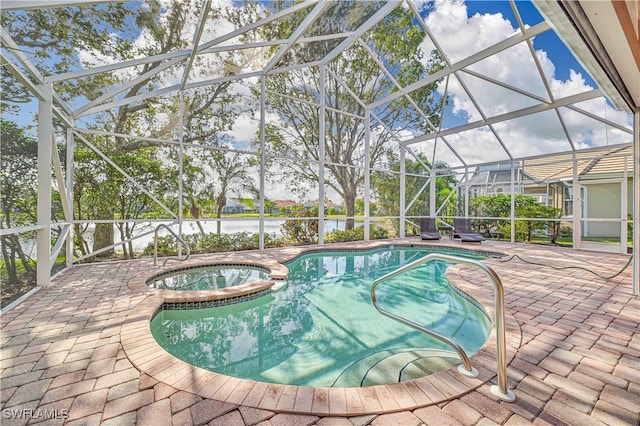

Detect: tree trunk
126,222,135,259
216,193,226,235
74,224,89,257
344,193,356,231
94,222,114,258
1,236,18,283
115,223,126,258
189,199,205,236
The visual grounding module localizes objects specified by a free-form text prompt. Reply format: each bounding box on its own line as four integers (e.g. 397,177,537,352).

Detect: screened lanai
1,0,638,308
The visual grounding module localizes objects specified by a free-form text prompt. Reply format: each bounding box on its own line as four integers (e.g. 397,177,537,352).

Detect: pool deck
1,239,638,425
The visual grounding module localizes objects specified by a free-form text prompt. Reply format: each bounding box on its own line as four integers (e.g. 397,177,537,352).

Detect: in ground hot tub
147,264,270,291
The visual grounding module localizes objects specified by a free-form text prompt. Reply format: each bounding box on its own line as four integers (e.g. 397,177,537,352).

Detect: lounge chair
453,218,485,243
420,218,441,240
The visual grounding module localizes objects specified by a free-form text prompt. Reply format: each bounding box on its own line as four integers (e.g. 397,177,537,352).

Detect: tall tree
0,121,38,284
211,150,251,234
261,4,446,229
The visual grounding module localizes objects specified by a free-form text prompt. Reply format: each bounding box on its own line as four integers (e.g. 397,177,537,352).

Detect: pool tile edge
120,242,523,416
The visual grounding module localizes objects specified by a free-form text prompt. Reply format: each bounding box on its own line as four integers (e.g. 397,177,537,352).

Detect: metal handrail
153,224,191,267
370,253,516,402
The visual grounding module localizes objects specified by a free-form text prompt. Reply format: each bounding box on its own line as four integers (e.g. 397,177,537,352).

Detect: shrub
559,225,573,237
143,231,283,255
280,205,318,245
325,225,388,243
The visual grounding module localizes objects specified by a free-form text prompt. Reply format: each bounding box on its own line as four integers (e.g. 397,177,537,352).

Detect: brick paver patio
1,239,638,425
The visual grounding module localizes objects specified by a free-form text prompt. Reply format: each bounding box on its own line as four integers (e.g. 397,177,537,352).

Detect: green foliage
72,137,172,259
496,204,563,242
144,231,284,256
1,121,38,228
280,206,318,245
469,194,538,235
5,2,251,259
324,225,389,243
1,120,37,288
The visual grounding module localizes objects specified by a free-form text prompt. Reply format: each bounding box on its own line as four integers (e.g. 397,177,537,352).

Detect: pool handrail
370,253,516,402
153,224,191,267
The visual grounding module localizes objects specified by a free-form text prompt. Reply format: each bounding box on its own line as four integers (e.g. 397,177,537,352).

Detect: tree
261,4,446,230
0,121,37,284
71,139,171,259
111,149,170,258
3,4,132,258
212,151,251,235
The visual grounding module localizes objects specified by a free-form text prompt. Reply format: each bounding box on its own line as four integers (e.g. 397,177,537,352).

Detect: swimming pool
147,264,270,291
150,246,492,387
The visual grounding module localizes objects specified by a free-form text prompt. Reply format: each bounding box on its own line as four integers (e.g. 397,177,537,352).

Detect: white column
178,91,184,255
510,160,515,243
37,83,53,286
572,152,582,249
318,66,326,245
399,145,406,237
259,76,266,250
66,128,74,267
622,157,628,254
429,163,436,218
464,166,469,217
633,110,639,295
364,111,370,241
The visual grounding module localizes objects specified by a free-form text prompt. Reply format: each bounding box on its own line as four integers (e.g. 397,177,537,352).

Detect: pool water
151,247,492,387
147,265,269,291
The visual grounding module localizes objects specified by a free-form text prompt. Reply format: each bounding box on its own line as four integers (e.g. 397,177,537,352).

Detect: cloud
415,0,633,167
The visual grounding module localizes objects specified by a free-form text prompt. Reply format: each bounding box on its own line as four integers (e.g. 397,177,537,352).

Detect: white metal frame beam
633,111,639,295
37,83,53,286
74,57,186,118
2,0,117,11
180,0,212,90
368,21,551,110
405,89,603,145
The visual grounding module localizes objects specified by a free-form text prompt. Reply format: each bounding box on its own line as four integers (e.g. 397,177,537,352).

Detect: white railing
153,224,191,267
370,253,516,402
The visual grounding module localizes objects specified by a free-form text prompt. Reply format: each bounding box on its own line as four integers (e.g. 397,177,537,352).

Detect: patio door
578,179,628,254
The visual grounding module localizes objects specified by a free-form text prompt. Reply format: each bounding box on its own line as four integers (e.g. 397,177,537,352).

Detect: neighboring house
521,145,634,242
303,200,343,213
274,200,295,214
221,199,249,214
467,145,633,252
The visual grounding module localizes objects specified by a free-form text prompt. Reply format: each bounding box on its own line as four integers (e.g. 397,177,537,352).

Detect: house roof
521,145,634,182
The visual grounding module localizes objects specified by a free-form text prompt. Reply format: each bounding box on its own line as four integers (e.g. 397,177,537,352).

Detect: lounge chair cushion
420,218,441,240
453,219,484,242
